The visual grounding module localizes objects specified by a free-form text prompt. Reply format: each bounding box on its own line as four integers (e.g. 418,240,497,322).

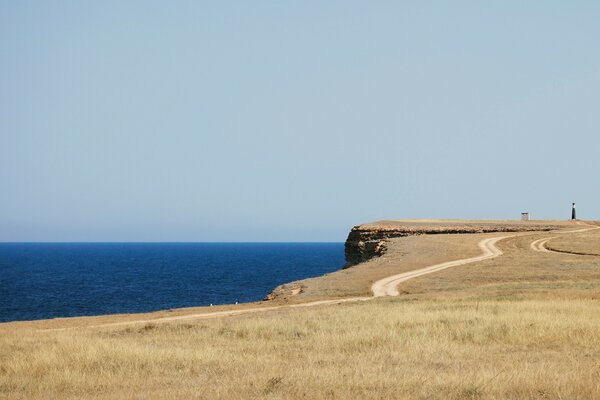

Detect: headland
2,219,600,399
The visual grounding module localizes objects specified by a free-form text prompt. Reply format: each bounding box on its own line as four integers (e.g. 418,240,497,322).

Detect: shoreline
1,219,584,329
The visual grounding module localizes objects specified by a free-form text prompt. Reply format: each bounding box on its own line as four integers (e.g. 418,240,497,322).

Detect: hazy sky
1,1,599,241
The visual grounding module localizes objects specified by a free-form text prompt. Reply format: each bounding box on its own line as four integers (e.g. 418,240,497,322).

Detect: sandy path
530,223,600,254
84,235,514,329
371,236,509,297
50,224,594,330
530,237,553,252
92,297,373,329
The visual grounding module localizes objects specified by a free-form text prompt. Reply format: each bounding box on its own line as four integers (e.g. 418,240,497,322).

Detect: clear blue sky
1,1,599,241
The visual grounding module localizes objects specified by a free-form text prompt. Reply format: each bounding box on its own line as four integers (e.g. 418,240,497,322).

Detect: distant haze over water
2,2,600,242
0,243,344,322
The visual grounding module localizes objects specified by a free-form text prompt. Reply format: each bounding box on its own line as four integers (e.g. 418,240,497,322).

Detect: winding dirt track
64,223,595,329
530,237,552,253
371,236,509,297
91,235,513,329
530,223,599,254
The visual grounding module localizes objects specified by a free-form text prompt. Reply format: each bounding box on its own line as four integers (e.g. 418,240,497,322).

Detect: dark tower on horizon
571,203,576,220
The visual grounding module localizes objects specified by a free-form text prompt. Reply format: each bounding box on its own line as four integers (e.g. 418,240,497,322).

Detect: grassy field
1,221,599,399
546,227,600,256
2,299,599,399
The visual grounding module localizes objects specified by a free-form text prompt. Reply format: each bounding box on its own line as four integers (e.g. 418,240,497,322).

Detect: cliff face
344,227,399,267
344,221,564,268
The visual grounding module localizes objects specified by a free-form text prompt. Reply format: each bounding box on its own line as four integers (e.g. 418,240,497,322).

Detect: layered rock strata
344,221,562,267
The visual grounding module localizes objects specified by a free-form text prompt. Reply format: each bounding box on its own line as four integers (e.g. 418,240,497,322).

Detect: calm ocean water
0,243,344,323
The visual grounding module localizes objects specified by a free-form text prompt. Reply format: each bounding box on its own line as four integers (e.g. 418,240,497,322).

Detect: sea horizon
0,242,345,323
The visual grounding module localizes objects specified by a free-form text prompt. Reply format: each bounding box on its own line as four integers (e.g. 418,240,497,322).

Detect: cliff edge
344,219,567,267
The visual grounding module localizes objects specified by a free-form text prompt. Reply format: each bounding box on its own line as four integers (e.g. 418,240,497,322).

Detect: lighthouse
571,203,576,220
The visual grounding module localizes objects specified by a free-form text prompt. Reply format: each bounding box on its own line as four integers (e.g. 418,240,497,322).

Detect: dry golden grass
271,232,489,302
1,298,599,399
2,221,600,399
272,220,577,302
546,229,600,256
397,233,600,302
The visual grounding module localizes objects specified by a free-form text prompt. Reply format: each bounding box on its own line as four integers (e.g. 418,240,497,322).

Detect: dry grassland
1,221,599,399
546,228,600,256
273,233,488,302
2,299,599,399
398,232,600,302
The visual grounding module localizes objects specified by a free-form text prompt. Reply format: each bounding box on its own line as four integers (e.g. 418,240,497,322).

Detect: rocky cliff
344,220,564,267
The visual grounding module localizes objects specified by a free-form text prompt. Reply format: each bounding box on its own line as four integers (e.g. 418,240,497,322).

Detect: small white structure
521,212,530,221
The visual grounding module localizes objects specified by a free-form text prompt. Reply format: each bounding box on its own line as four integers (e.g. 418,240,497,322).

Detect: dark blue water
0,243,344,322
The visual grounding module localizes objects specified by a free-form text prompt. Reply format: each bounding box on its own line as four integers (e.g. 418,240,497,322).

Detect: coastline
0,242,343,325
266,219,568,302
4,220,600,399
1,219,577,330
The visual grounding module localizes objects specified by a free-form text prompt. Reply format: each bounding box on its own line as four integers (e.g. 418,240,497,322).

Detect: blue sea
0,243,344,323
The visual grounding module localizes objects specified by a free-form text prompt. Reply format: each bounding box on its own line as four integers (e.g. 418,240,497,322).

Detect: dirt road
530,223,599,254
88,235,512,329
50,224,591,330
371,236,509,297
